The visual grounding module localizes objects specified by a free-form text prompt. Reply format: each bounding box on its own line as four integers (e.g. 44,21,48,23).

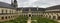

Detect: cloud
0,0,60,8
0,0,11,4
31,0,58,8
18,0,60,8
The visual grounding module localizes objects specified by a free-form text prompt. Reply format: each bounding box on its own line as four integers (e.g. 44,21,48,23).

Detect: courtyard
0,16,58,23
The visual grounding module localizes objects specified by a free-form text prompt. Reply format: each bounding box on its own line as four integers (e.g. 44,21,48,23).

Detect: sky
0,0,60,8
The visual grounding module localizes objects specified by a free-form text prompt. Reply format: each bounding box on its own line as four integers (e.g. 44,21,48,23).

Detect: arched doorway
28,13,32,17
5,16,7,19
29,14,31,17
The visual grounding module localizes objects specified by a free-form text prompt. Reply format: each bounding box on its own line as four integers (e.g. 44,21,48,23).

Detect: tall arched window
10,10,11,14
12,10,13,14
2,10,3,14
6,10,7,14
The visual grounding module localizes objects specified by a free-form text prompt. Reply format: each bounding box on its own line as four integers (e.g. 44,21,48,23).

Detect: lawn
31,16,58,23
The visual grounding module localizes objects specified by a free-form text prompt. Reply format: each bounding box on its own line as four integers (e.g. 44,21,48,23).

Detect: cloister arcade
18,8,60,21
0,6,18,21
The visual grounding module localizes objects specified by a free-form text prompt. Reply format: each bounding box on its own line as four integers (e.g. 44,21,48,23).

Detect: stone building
0,0,60,22
45,5,60,22
17,5,60,22
0,0,18,21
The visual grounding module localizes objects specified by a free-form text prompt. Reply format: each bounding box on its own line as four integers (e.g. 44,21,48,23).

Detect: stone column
56,15,58,20
51,15,53,19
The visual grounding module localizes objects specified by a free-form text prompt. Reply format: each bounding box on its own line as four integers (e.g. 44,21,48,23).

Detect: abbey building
17,5,60,22
0,0,18,21
0,0,60,22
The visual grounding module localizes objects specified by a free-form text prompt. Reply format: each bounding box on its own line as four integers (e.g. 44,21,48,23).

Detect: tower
14,0,18,8
11,0,14,6
11,0,18,8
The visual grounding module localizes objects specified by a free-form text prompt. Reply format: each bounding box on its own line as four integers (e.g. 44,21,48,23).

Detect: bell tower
14,0,18,8
11,0,14,6
11,0,18,8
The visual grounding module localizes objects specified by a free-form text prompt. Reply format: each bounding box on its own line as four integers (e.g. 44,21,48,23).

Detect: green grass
0,16,28,23
31,16,58,23
0,16,58,23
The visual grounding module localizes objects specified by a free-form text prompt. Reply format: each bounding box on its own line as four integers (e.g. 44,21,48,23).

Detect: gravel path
27,17,31,23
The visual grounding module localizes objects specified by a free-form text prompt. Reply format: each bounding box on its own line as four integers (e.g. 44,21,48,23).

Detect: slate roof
46,5,60,10
17,7,45,11
0,2,15,9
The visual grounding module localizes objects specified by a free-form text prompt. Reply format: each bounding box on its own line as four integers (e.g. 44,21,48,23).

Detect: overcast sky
0,0,60,8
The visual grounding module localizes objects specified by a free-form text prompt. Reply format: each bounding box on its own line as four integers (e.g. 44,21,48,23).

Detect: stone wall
19,11,60,21
0,7,18,22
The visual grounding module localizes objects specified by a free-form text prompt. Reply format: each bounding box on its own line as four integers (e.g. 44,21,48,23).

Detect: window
2,10,3,14
31,8,37,11
10,10,11,14
12,10,13,14
23,8,29,11
6,10,7,14
38,8,45,11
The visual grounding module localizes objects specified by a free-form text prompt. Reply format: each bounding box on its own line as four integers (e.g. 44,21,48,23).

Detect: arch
5,16,7,19
6,10,7,14
11,16,12,18
49,15,51,19
8,16,10,18
13,16,14,17
57,16,60,20
53,16,56,19
1,17,4,19
40,15,43,17
45,15,49,18
29,14,31,17
44,15,46,17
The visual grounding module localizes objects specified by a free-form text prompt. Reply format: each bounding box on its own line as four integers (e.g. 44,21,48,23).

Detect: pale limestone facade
0,0,60,22
0,7,18,21
17,7,60,22
0,0,19,21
